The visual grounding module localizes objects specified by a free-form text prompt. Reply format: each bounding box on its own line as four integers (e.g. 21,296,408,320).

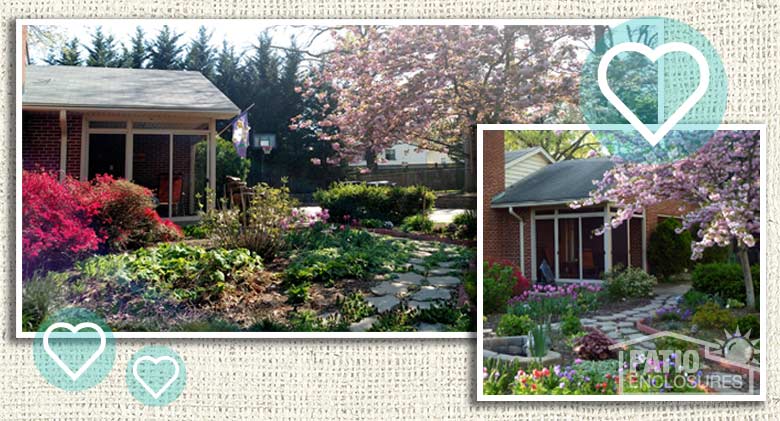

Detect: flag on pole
232,111,251,158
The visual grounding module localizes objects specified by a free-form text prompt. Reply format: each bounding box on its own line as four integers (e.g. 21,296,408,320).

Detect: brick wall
482,130,523,268
22,110,82,176
645,200,688,237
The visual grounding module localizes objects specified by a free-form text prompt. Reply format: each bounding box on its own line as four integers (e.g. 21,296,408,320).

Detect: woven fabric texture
1,1,778,419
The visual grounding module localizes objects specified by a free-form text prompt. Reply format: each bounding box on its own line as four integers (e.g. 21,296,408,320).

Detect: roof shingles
23,65,239,115
492,157,614,207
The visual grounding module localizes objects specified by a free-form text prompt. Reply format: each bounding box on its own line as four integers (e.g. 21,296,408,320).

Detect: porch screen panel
629,216,644,268
558,219,579,278
581,217,605,278
132,134,170,216
535,220,555,281
173,135,207,217
612,222,629,268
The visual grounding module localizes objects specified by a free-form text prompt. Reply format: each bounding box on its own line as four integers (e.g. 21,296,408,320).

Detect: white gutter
508,206,525,277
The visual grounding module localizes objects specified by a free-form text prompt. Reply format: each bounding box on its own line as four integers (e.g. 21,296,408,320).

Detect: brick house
21,29,239,221
482,130,684,283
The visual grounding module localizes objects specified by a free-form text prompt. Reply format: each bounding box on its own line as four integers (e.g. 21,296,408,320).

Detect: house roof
504,148,536,164
22,65,240,116
492,157,615,207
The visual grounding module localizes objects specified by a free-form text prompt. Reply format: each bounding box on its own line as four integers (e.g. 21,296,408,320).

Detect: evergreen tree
85,27,120,67
120,26,148,68
45,37,82,66
213,41,245,106
184,26,216,78
147,25,184,70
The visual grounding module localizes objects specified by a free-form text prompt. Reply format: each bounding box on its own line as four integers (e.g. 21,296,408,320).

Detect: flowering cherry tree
290,25,590,190
576,131,760,308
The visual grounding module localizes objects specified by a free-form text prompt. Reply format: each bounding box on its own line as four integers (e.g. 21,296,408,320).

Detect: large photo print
17,20,618,337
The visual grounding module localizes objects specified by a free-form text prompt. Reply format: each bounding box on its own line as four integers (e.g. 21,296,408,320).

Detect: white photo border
476,123,767,402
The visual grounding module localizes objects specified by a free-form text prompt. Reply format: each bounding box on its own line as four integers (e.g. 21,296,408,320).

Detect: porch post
207,118,217,210
125,121,133,180
603,204,612,272
553,210,559,280
641,211,648,271
530,209,537,282
80,115,88,181
58,110,67,181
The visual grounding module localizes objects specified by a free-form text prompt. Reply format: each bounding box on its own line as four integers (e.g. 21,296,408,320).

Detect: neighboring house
351,143,453,167
504,147,555,188
21,63,239,221
483,130,683,283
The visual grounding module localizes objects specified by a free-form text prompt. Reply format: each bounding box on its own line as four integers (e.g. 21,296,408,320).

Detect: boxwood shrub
647,218,692,280
313,183,435,224
691,262,760,304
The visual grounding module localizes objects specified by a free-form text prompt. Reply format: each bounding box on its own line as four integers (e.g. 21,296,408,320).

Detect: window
385,149,396,160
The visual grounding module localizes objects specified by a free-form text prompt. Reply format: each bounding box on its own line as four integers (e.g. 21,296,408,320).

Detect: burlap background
1,1,777,419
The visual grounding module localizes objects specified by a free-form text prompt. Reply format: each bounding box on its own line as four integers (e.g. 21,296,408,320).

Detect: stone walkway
349,241,465,332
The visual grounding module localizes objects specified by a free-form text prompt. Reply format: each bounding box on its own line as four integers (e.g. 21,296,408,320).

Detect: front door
88,133,125,179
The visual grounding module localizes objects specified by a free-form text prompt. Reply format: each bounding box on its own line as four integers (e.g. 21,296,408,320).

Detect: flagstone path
349,241,466,332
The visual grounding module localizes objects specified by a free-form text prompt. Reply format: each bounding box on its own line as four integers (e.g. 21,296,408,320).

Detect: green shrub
368,307,417,332
496,314,534,336
337,293,374,323
737,314,760,336
361,218,385,228
183,223,208,239
201,182,299,260
691,302,737,330
602,265,657,299
654,336,699,353
400,214,434,233
284,227,408,286
248,318,289,332
21,272,67,332
483,261,516,314
288,310,348,332
172,317,241,332
648,218,692,280
560,313,583,336
285,282,311,305
313,182,435,224
691,263,760,304
452,210,477,240
726,298,745,309
681,290,711,310
417,305,471,328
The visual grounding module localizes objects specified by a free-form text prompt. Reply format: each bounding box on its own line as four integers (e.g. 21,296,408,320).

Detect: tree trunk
463,126,477,192
364,149,378,172
737,246,756,310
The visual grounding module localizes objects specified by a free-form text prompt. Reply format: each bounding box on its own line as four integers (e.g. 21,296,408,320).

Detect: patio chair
223,176,254,215
158,174,184,216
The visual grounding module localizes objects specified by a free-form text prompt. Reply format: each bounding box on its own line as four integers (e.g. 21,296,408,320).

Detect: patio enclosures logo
613,331,758,395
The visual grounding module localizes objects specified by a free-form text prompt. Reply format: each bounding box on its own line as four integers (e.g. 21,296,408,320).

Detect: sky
27,20,334,64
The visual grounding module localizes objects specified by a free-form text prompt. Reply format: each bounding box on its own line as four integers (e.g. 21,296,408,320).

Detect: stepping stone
579,318,597,325
628,333,648,341
428,268,453,276
437,261,457,268
393,272,424,286
607,331,623,339
412,264,426,273
349,317,377,332
407,300,434,311
595,315,619,321
409,258,426,265
411,286,451,302
370,281,408,297
412,251,432,258
617,321,635,328
365,295,400,313
622,328,639,335
416,322,446,332
427,276,461,288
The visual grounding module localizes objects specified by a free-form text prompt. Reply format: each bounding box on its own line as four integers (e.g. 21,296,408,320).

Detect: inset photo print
477,124,765,400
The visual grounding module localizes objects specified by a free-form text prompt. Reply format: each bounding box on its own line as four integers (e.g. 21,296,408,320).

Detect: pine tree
184,26,215,78
45,37,82,66
85,27,120,67
120,26,148,68
213,41,245,105
147,25,184,70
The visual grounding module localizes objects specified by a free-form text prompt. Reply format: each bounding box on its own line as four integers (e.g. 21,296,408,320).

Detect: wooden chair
158,174,184,216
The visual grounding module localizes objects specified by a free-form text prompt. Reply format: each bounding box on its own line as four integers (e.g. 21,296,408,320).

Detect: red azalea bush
22,171,183,277
78,176,183,250
22,171,102,275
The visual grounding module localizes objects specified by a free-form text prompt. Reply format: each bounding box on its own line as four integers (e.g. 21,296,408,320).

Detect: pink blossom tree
576,131,760,309
290,25,591,190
